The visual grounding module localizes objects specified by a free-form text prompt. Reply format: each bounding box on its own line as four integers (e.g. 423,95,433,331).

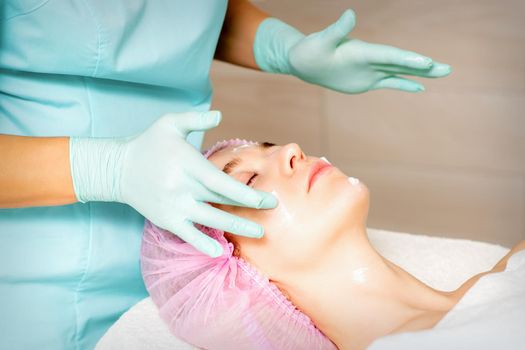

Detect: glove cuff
69,136,127,203
253,17,304,74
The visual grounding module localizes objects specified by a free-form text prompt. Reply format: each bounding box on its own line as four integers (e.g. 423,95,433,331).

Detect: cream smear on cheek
269,190,299,229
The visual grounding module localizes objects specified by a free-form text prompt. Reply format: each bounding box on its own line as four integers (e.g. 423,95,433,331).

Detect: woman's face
208,142,369,279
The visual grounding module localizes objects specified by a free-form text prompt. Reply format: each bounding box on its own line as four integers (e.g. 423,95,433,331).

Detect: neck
275,226,459,350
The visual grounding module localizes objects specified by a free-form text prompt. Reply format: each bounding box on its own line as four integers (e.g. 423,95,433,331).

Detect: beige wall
204,0,525,247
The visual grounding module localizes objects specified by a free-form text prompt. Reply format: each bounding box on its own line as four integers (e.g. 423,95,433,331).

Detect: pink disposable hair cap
140,138,337,349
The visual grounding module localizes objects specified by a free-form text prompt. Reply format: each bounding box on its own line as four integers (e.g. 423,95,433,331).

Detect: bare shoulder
492,240,525,272
453,240,525,300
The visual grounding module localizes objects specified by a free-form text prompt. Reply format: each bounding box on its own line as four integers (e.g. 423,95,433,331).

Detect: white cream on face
348,177,360,186
320,156,331,165
351,267,369,284
231,144,255,153
269,189,298,229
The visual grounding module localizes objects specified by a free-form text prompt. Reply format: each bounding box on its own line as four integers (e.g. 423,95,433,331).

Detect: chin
323,171,370,231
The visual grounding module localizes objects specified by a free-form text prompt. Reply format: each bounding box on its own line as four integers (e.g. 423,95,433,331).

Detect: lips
307,159,332,192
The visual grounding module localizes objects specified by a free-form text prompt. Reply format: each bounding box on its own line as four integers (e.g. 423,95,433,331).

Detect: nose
280,143,306,174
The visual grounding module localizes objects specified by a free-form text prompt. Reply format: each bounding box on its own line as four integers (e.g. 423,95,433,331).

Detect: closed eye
246,173,258,187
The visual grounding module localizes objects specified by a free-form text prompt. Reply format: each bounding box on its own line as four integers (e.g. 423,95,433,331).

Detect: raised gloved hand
253,9,451,93
69,111,278,257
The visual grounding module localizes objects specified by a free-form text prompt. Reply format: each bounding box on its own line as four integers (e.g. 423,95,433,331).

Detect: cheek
212,203,270,246
217,202,307,275
272,175,371,268
211,175,370,275
249,195,328,273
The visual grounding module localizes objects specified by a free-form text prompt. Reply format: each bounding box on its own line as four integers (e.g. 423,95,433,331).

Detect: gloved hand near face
254,9,451,93
70,111,277,258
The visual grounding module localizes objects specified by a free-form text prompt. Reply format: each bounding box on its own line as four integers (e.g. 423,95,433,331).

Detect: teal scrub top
0,1,228,349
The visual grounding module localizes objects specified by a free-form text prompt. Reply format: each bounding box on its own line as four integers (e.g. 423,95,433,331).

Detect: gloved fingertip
206,110,222,126
323,8,356,42
405,84,425,93
342,8,356,23
433,63,452,76
256,226,265,238
258,193,279,209
207,241,223,258
213,244,224,258
337,8,356,32
416,85,425,92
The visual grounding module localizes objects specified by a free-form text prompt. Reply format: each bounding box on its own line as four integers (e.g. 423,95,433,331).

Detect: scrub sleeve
0,1,227,349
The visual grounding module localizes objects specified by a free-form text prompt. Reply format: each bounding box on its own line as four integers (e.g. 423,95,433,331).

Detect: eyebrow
222,141,276,175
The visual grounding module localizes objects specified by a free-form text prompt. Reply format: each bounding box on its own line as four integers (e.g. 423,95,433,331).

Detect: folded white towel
95,228,510,350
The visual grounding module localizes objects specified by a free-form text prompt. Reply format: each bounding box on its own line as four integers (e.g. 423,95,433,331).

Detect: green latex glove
253,9,451,93
69,111,278,258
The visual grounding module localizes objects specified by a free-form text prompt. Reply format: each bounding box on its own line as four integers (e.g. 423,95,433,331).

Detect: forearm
214,0,269,70
0,134,77,208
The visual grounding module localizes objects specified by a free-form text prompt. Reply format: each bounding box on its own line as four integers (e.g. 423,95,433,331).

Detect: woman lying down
140,138,525,350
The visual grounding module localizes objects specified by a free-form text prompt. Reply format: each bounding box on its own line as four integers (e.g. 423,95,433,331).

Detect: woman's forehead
207,141,279,170
208,144,260,166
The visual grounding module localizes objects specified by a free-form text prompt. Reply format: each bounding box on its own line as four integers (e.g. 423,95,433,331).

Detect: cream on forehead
209,143,258,162
231,143,259,153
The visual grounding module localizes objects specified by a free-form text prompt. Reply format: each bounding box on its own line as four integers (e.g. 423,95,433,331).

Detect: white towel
95,228,510,350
